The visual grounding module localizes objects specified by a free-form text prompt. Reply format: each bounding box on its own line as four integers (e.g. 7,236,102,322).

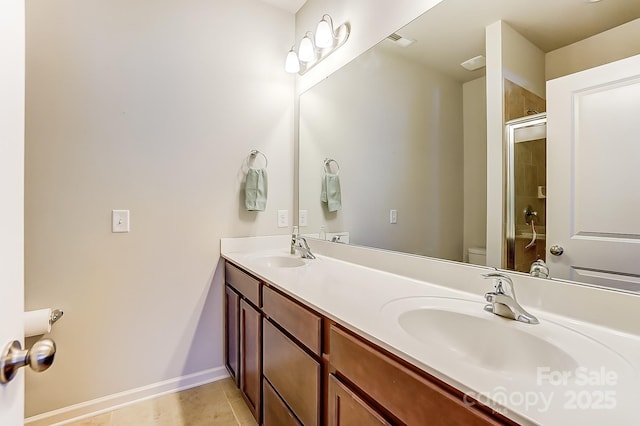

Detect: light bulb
315,17,334,48
285,49,300,73
298,35,316,63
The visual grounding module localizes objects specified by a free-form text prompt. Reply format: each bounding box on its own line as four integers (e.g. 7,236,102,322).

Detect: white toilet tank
468,247,486,265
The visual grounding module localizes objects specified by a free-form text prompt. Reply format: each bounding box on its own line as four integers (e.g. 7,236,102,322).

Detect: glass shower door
506,114,547,272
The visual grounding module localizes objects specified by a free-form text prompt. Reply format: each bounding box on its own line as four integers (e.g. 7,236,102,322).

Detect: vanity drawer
225,262,260,307
264,319,320,426
262,285,322,355
263,378,302,426
329,325,506,426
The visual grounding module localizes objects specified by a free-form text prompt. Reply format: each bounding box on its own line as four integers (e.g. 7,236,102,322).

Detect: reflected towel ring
249,149,268,168
323,158,340,175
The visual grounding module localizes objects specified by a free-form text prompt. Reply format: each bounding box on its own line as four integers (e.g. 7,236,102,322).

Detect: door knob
549,245,564,256
1,338,56,384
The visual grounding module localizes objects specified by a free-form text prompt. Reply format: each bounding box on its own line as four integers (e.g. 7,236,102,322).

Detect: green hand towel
321,173,341,212
245,168,268,211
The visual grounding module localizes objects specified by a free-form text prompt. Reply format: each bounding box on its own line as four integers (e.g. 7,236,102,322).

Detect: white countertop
221,236,640,426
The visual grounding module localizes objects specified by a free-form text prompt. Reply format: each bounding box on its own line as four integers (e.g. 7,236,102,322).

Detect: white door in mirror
547,53,640,291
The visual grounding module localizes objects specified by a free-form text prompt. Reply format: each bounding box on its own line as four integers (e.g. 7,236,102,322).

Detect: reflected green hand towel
321,173,341,212
245,168,268,211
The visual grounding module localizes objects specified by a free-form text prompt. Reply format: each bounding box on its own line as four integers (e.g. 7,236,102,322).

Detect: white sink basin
252,254,306,268
398,305,577,375
382,297,631,380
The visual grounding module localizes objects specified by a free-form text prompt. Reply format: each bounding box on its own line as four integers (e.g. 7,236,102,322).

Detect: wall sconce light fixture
285,14,350,75
298,32,317,63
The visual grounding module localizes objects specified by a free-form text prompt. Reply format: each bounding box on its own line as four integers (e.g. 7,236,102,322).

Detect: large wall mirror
298,0,640,291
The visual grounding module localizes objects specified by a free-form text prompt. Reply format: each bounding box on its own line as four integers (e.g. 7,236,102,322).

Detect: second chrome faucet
291,235,316,259
483,272,539,324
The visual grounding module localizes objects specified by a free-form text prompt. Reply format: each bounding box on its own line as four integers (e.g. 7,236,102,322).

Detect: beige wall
299,47,463,259
546,18,640,81
24,0,294,417
501,24,546,99
462,77,487,262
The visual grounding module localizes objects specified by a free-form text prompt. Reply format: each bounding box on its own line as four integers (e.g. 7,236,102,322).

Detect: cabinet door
224,284,239,385
328,374,391,426
240,299,262,422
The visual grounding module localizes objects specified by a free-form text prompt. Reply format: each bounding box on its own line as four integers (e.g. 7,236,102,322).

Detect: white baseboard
25,366,230,426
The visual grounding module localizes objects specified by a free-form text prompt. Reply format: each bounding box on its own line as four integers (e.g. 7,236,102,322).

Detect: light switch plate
390,209,398,224
277,210,289,228
299,210,308,227
112,210,130,233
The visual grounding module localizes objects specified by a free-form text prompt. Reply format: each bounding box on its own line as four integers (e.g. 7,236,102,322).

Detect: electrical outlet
390,209,398,224
112,210,130,233
277,210,289,228
299,210,308,227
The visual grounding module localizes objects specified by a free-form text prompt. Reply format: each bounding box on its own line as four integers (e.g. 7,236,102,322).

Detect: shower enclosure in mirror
506,114,547,273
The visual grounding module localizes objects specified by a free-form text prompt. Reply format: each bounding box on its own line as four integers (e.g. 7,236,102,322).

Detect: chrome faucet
483,272,539,324
529,259,549,278
291,236,316,259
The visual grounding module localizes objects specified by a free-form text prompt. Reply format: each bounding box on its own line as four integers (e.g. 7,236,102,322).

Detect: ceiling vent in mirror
460,55,486,71
387,33,415,47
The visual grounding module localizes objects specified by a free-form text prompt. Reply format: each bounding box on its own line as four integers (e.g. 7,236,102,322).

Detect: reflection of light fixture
284,47,300,73
298,33,316,63
284,14,350,75
315,15,335,48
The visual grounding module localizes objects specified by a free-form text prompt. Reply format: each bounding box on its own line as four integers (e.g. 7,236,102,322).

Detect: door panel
0,0,25,424
547,54,640,290
240,299,261,422
224,285,239,385
327,374,391,426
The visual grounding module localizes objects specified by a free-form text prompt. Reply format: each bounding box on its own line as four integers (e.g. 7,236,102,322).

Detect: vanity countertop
221,236,640,426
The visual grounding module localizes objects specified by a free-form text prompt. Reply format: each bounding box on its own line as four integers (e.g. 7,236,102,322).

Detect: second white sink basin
398,305,577,375
382,297,631,381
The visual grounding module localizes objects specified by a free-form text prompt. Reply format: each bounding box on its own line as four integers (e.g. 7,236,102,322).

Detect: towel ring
249,150,268,168
323,158,340,175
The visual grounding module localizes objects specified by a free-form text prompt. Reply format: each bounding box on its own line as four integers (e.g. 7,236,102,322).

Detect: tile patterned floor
64,378,258,426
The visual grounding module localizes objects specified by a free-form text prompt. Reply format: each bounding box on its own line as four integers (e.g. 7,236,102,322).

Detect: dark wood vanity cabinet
327,374,391,426
224,284,239,385
240,299,262,420
262,285,322,426
224,261,515,426
328,325,515,426
224,262,262,423
263,379,302,426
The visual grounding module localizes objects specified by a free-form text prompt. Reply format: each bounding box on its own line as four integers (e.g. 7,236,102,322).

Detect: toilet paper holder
50,309,64,325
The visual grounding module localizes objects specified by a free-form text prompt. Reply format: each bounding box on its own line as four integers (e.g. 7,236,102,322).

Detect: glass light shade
298,35,316,63
315,19,334,48
285,49,300,73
